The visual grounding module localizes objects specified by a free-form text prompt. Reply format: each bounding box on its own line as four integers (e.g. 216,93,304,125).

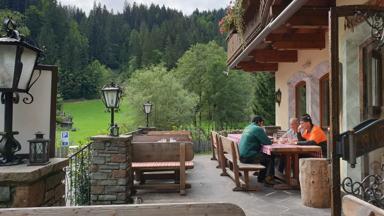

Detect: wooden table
227,134,322,189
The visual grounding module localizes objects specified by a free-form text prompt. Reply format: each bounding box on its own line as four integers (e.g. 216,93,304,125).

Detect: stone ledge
0,158,68,183
90,135,132,142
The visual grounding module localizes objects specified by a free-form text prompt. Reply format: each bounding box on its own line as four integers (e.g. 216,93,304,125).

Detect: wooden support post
329,7,341,216
179,143,186,195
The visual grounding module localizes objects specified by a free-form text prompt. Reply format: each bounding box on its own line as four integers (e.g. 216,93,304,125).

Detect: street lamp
143,101,152,128
101,82,122,136
0,18,43,165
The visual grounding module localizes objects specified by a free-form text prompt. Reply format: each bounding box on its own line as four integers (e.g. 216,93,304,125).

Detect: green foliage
81,60,112,99
0,9,30,36
174,41,254,129
125,65,198,129
252,73,276,125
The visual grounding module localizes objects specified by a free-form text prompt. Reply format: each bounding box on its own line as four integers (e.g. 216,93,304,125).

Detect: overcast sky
57,0,231,15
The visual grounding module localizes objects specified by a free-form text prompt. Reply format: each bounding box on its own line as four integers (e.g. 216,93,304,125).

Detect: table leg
293,154,299,180
285,154,292,185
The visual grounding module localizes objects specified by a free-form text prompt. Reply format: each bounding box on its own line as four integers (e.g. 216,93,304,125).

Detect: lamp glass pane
18,47,38,90
0,44,16,89
103,88,118,108
144,103,152,114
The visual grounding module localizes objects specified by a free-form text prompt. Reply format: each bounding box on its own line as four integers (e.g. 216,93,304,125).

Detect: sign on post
61,131,70,147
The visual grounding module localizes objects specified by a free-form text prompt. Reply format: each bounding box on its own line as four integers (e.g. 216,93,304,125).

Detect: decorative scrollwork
355,10,384,48
22,92,34,104
342,174,384,208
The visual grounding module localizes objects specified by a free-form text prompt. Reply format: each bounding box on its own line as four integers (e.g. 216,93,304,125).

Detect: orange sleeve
308,126,327,144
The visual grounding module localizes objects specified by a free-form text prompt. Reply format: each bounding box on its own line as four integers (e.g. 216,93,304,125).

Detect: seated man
281,117,299,140
278,117,299,173
297,114,327,157
238,116,275,185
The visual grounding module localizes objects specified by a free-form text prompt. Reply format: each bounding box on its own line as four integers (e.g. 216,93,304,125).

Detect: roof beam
250,49,298,63
272,6,329,28
272,41,325,49
237,62,278,72
265,32,325,42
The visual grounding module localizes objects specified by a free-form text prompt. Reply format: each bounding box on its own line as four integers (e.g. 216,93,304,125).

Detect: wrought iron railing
65,128,145,206
66,143,92,206
342,174,384,208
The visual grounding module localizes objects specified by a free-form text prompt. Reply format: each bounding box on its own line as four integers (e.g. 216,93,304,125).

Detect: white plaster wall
339,18,384,182
0,70,52,154
275,32,330,130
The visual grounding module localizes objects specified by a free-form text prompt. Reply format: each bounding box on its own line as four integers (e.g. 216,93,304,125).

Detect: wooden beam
273,41,325,49
272,6,329,28
265,33,325,42
237,62,278,72
250,49,298,63
266,32,326,50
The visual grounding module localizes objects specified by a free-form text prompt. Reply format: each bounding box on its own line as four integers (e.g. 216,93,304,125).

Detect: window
295,81,307,118
320,74,330,128
362,41,383,120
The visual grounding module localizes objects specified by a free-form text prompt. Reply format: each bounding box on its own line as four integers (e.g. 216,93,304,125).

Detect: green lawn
56,99,135,146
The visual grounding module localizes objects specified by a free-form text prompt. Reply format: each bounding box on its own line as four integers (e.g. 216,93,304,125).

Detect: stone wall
0,158,68,207
90,135,133,205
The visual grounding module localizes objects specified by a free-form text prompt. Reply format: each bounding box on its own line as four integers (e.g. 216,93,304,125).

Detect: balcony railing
226,0,275,64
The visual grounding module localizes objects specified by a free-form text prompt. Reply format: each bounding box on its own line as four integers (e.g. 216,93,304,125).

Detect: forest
0,0,275,131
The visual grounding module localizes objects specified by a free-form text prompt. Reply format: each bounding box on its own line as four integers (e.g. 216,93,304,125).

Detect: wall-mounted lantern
275,89,282,106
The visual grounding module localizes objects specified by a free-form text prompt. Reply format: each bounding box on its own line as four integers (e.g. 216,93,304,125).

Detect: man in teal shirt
239,116,275,185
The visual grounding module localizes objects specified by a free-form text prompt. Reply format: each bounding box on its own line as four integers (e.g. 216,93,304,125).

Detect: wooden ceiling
237,0,335,73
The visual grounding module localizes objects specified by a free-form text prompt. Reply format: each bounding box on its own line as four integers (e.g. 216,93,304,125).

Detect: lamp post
101,82,122,136
143,101,152,128
0,18,42,165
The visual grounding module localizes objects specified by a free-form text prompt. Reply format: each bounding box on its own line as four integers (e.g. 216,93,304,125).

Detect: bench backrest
132,142,194,162
132,135,192,142
147,130,191,136
0,203,246,216
219,136,239,161
211,131,219,148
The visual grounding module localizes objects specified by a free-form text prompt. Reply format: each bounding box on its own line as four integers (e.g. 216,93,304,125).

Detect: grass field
56,100,136,146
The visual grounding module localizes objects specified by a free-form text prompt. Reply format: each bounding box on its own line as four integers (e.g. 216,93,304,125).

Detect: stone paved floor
136,155,331,216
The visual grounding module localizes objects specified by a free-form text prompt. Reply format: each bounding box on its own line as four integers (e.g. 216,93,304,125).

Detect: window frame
319,74,330,129
295,80,307,119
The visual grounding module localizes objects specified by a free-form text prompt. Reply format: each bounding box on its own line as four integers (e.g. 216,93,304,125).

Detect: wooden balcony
226,0,273,64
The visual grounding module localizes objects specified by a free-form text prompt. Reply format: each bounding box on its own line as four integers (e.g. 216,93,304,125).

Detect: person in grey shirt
281,117,299,140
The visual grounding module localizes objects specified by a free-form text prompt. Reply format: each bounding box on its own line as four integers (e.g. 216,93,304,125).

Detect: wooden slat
179,143,186,195
250,49,298,63
0,203,246,216
237,61,278,72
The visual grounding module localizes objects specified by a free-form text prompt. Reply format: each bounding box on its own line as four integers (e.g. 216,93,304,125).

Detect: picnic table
227,134,322,189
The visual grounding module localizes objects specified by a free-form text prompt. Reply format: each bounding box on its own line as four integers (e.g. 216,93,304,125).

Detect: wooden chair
218,135,265,191
277,130,287,138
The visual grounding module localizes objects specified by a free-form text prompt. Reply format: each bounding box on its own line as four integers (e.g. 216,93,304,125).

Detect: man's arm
256,128,272,145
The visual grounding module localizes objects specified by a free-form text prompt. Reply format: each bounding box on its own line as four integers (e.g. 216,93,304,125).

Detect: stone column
90,135,133,205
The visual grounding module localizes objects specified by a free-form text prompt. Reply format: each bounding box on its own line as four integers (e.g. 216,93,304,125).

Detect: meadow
56,99,136,146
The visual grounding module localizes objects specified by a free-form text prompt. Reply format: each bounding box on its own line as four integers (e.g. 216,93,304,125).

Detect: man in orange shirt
297,114,327,157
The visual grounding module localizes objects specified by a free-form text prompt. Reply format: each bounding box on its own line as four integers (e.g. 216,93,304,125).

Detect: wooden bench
342,195,384,216
218,135,265,191
131,141,194,195
210,131,219,163
132,135,191,143
0,203,246,216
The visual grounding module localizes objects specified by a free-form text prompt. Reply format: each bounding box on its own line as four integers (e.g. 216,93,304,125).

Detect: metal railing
66,143,92,206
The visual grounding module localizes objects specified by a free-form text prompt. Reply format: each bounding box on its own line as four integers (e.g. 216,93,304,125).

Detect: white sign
61,131,69,147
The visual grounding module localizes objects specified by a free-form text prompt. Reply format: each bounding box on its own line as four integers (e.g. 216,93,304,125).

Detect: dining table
227,133,322,189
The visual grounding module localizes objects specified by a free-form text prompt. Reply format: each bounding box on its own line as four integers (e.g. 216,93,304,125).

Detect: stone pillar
90,135,133,205
0,158,68,207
